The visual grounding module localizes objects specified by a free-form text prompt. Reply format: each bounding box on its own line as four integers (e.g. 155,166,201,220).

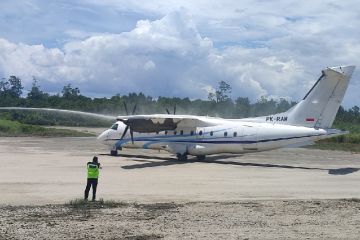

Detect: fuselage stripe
109,132,333,146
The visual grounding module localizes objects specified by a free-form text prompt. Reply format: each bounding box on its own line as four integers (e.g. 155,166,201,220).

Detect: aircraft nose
97,130,108,143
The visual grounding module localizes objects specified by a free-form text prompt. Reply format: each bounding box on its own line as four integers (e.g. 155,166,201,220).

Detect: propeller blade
132,104,137,115
166,108,170,114
130,128,134,144
173,104,176,115
123,102,129,115
120,125,129,140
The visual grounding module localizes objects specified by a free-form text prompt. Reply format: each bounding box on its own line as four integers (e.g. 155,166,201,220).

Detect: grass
0,119,95,137
308,122,360,152
65,198,128,209
333,122,360,133
308,142,360,153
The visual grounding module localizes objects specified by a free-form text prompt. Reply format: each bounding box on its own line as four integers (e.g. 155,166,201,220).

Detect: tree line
0,76,359,126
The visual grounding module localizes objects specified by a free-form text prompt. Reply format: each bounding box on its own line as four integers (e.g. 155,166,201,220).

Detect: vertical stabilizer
287,66,355,128
284,66,355,128
247,66,355,128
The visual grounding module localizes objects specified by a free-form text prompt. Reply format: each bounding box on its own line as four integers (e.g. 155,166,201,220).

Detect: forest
0,76,359,128
0,76,360,129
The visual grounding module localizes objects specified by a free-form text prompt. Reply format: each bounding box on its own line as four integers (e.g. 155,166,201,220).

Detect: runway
1,137,360,205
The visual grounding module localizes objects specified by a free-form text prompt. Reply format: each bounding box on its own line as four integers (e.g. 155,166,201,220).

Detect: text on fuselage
266,116,288,122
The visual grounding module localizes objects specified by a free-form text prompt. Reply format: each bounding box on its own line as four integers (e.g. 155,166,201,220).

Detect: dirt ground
1,136,360,239
1,200,360,239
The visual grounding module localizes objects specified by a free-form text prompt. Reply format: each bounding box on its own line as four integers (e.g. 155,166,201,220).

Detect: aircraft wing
116,114,215,133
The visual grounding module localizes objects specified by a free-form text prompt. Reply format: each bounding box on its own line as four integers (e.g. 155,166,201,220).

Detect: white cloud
0,1,360,107
144,60,156,71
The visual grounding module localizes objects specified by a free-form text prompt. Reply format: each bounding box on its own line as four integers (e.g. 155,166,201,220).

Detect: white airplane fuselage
97,117,338,156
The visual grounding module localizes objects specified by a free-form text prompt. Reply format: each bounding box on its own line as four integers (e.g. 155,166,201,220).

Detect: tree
28,77,47,100
8,76,23,98
0,76,24,98
0,76,23,101
276,98,291,113
216,81,231,103
252,96,277,116
235,97,250,117
62,84,80,98
208,81,232,103
207,92,216,102
0,78,10,92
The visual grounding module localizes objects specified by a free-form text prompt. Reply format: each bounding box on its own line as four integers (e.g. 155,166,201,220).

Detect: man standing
84,156,101,201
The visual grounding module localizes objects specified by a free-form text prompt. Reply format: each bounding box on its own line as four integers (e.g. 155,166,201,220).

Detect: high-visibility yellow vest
87,163,99,179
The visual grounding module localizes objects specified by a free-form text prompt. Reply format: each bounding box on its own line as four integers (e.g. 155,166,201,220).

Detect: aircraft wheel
176,153,188,161
110,150,118,156
197,155,206,161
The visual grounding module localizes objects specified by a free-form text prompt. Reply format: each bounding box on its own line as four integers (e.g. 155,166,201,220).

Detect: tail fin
246,66,355,128
284,66,355,128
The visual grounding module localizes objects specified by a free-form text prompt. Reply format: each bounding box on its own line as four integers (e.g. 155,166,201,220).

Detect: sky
0,0,359,108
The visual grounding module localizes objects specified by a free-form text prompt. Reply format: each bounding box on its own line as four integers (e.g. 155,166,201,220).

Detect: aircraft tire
197,155,206,161
110,150,118,156
176,153,188,161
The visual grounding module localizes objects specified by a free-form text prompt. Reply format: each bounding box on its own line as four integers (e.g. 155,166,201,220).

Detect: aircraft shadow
120,154,236,169
100,153,174,161
120,155,360,175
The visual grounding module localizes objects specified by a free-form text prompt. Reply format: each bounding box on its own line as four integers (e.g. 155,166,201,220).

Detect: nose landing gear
110,146,122,156
110,150,118,156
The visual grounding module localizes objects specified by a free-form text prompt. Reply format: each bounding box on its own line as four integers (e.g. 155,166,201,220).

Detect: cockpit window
110,123,118,130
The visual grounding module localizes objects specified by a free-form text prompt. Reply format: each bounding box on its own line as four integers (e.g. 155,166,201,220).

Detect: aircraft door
242,126,258,151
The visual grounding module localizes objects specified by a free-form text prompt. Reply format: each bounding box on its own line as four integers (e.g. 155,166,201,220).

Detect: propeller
123,102,129,115
132,104,137,115
120,125,129,140
166,104,176,115
120,102,137,144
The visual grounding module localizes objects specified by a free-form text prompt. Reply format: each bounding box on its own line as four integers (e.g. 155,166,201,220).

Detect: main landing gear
176,154,206,161
176,153,188,161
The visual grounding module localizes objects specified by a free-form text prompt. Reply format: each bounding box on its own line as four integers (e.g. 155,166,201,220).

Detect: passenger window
180,130,183,135
165,131,168,135
224,132,228,137
233,132,237,137
190,131,194,136
199,130,203,136
210,131,213,136
174,131,177,135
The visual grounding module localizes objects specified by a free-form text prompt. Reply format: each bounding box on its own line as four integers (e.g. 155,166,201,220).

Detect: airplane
0,65,355,161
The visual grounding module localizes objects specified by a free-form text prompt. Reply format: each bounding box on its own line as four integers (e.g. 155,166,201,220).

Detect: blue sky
0,0,359,107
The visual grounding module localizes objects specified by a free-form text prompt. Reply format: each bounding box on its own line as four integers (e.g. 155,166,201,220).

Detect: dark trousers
84,178,98,200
